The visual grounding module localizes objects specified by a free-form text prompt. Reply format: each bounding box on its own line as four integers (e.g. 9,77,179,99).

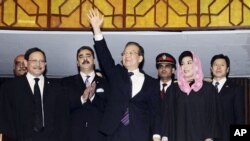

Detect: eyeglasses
28,60,46,65
121,52,140,56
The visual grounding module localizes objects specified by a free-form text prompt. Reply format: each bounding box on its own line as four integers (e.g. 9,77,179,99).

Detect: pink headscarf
177,51,204,95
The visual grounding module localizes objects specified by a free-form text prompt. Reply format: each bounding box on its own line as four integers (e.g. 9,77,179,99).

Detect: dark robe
0,76,70,141
163,81,220,141
216,79,245,141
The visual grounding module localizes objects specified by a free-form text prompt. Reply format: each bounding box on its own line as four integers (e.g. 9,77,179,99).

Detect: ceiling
0,30,250,78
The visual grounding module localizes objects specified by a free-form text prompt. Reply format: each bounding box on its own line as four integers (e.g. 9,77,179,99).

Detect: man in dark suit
0,47,70,141
155,53,177,141
61,46,109,141
155,53,176,101
88,9,161,141
210,54,245,141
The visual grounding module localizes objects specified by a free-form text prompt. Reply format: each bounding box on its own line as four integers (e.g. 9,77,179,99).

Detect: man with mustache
13,54,27,77
0,47,70,141
61,46,109,141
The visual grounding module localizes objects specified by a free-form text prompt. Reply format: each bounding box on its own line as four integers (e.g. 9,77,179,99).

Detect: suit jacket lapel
219,79,230,94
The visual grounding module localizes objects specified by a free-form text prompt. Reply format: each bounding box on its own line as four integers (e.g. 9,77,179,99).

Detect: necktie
33,78,43,132
121,72,134,126
160,83,167,99
85,75,90,87
214,81,219,92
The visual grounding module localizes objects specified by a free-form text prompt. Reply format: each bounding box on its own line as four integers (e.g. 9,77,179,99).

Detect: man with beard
61,46,109,141
13,54,27,77
0,47,70,141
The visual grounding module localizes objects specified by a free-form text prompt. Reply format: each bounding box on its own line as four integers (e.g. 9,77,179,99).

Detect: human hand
87,8,104,34
88,81,96,99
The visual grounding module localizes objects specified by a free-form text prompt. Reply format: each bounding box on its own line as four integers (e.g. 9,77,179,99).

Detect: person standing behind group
155,53,176,101
61,46,109,141
162,51,220,141
0,47,70,141
13,54,27,77
210,54,245,141
88,9,161,141
155,53,177,140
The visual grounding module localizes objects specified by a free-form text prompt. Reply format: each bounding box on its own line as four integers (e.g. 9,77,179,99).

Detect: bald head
14,54,27,77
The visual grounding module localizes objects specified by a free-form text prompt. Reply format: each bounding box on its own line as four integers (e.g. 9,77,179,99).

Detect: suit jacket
0,75,70,141
61,74,108,141
216,79,245,141
94,38,161,141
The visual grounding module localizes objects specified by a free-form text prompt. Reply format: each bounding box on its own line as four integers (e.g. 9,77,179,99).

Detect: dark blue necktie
214,81,219,92
121,72,134,126
33,78,43,132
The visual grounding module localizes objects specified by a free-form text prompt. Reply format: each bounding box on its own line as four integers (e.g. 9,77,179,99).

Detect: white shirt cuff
153,134,161,140
94,34,103,41
162,136,168,141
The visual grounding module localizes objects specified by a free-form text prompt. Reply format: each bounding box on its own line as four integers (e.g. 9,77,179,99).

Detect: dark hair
77,46,95,59
210,54,230,78
124,41,144,69
178,51,193,65
24,47,46,61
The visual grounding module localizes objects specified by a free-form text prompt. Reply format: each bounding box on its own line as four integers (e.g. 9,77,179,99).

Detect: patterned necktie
85,75,90,87
214,81,219,92
33,78,43,132
160,83,167,99
121,72,134,126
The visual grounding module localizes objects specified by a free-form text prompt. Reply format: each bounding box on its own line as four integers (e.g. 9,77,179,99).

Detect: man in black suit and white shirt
61,46,109,141
88,9,161,141
210,54,245,141
0,47,70,141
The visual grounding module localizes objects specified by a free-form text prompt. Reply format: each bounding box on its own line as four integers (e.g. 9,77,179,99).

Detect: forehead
29,51,45,59
213,58,226,64
124,44,139,52
78,49,92,55
181,56,192,62
16,56,25,61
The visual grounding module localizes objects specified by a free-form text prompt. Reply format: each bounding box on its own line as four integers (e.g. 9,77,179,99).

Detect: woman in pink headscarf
161,51,220,141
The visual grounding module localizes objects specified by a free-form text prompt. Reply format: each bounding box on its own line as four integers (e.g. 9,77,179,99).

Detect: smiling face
122,44,143,71
180,56,194,81
211,58,229,80
77,49,95,73
24,51,46,77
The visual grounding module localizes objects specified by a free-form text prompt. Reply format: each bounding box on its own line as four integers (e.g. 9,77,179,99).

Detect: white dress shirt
80,71,96,104
212,77,227,93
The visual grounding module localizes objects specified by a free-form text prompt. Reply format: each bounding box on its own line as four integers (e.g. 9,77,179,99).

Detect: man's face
24,51,46,77
77,49,95,72
157,63,175,81
211,58,229,79
14,55,27,76
122,45,143,71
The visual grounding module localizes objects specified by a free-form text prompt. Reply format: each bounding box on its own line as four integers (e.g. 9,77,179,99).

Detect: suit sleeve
149,80,161,135
0,82,17,139
94,38,116,77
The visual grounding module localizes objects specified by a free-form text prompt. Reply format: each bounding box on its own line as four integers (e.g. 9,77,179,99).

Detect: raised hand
87,8,104,35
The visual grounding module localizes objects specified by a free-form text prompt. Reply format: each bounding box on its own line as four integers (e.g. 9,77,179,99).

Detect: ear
172,68,176,74
77,60,80,67
139,56,143,63
226,67,229,73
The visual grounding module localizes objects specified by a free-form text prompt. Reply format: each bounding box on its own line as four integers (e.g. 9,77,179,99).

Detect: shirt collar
26,72,44,81
80,71,95,78
213,77,227,86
